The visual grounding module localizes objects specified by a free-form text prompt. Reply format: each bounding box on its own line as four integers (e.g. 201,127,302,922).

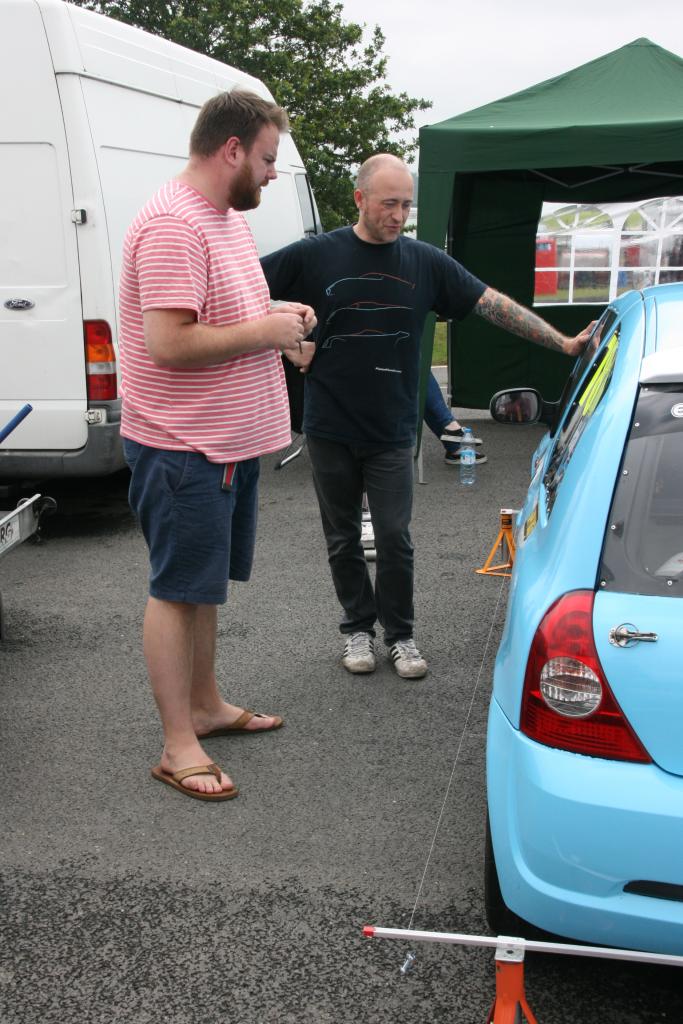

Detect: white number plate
0,515,20,553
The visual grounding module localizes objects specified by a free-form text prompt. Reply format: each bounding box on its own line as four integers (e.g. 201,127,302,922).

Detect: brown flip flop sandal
198,709,284,738
151,762,238,801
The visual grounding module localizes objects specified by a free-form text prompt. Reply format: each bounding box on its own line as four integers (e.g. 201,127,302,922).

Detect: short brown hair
189,88,289,157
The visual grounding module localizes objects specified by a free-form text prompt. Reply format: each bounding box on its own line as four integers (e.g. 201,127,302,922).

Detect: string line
407,572,509,932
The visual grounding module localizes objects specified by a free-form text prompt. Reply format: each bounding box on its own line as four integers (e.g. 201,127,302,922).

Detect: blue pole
0,403,33,443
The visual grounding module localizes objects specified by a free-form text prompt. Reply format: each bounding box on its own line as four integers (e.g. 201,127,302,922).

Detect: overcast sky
338,0,683,131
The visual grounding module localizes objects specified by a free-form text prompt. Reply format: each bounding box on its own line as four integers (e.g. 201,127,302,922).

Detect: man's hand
284,339,316,373
266,308,308,353
270,302,317,337
563,320,599,358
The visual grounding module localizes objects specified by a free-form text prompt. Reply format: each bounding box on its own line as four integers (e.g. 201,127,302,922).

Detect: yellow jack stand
476,508,518,578
485,946,538,1024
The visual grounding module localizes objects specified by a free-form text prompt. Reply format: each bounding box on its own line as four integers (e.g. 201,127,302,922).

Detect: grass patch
536,288,609,303
432,321,447,365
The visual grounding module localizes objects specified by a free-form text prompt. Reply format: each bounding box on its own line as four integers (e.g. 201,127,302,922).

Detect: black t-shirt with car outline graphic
261,227,486,446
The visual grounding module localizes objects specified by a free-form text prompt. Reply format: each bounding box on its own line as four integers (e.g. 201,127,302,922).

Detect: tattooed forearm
475,288,567,352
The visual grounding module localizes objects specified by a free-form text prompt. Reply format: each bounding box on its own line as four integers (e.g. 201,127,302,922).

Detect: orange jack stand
476,508,518,578
485,943,539,1024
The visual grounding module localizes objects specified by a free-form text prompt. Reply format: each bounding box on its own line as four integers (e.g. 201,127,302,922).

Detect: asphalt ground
1,382,682,1023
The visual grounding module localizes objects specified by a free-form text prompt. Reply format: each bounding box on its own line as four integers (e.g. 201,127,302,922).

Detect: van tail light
521,590,651,763
84,320,117,401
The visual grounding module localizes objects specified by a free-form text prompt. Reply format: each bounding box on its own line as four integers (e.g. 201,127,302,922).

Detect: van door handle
609,623,658,647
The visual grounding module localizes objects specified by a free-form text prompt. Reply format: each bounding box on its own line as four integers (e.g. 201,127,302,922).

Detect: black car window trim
548,307,619,438
543,325,621,517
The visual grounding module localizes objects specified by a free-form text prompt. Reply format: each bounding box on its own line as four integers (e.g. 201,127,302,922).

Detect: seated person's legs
424,369,454,439
424,370,486,466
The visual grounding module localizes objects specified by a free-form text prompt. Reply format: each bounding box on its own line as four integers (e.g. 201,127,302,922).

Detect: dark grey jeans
306,435,415,646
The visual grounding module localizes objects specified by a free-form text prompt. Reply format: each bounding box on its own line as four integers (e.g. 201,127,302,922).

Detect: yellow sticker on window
578,332,618,419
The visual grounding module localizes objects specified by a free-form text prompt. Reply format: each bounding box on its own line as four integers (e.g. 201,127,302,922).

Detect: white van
0,0,321,480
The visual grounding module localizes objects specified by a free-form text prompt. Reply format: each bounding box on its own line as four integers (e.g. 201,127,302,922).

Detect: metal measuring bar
365,925,683,1022
362,925,683,968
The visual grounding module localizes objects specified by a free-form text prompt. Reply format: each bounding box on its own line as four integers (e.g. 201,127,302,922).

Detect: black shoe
440,426,482,445
444,450,488,466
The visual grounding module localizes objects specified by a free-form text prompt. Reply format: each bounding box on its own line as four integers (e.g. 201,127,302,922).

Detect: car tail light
84,320,117,401
521,590,651,762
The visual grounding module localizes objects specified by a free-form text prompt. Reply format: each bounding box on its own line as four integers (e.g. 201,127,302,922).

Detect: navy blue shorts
124,439,260,605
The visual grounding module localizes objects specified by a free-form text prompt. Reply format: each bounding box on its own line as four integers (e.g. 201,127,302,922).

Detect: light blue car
485,283,683,956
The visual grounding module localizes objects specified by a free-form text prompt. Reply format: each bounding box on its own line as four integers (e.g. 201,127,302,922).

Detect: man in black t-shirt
262,154,593,680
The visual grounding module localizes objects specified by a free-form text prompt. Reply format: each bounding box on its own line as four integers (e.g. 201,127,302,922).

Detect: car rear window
599,383,683,597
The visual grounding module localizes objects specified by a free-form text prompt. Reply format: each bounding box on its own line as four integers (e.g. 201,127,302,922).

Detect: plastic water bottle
459,427,477,486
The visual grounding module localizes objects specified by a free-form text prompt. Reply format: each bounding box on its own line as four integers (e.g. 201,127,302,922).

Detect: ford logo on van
4,298,35,311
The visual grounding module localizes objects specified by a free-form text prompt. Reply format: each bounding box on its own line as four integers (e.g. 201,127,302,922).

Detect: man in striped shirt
119,90,316,801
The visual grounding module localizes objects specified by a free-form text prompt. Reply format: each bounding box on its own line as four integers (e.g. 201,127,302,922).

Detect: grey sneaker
389,639,427,679
342,632,376,674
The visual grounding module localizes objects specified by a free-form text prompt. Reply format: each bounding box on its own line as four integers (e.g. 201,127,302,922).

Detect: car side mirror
490,388,560,428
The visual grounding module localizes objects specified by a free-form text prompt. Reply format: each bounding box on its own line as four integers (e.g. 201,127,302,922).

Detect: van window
600,384,683,597
0,143,69,286
295,174,319,236
543,322,620,516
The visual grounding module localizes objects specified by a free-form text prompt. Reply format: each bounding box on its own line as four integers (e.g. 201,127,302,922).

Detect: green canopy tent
416,38,683,413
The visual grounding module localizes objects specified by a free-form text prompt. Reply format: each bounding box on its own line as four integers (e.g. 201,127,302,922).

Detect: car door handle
609,623,659,647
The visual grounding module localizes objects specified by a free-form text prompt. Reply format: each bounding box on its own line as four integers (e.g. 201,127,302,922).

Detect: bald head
353,154,414,244
356,154,411,193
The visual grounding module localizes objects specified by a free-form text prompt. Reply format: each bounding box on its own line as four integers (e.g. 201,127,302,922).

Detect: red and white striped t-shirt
118,180,291,462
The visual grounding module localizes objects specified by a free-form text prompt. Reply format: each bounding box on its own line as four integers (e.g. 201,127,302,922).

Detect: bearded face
229,159,263,212
229,123,280,211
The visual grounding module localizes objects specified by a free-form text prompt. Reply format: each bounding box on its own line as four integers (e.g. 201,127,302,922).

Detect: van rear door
0,1,86,452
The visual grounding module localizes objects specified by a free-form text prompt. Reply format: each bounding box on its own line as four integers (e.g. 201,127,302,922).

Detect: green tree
69,0,430,228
